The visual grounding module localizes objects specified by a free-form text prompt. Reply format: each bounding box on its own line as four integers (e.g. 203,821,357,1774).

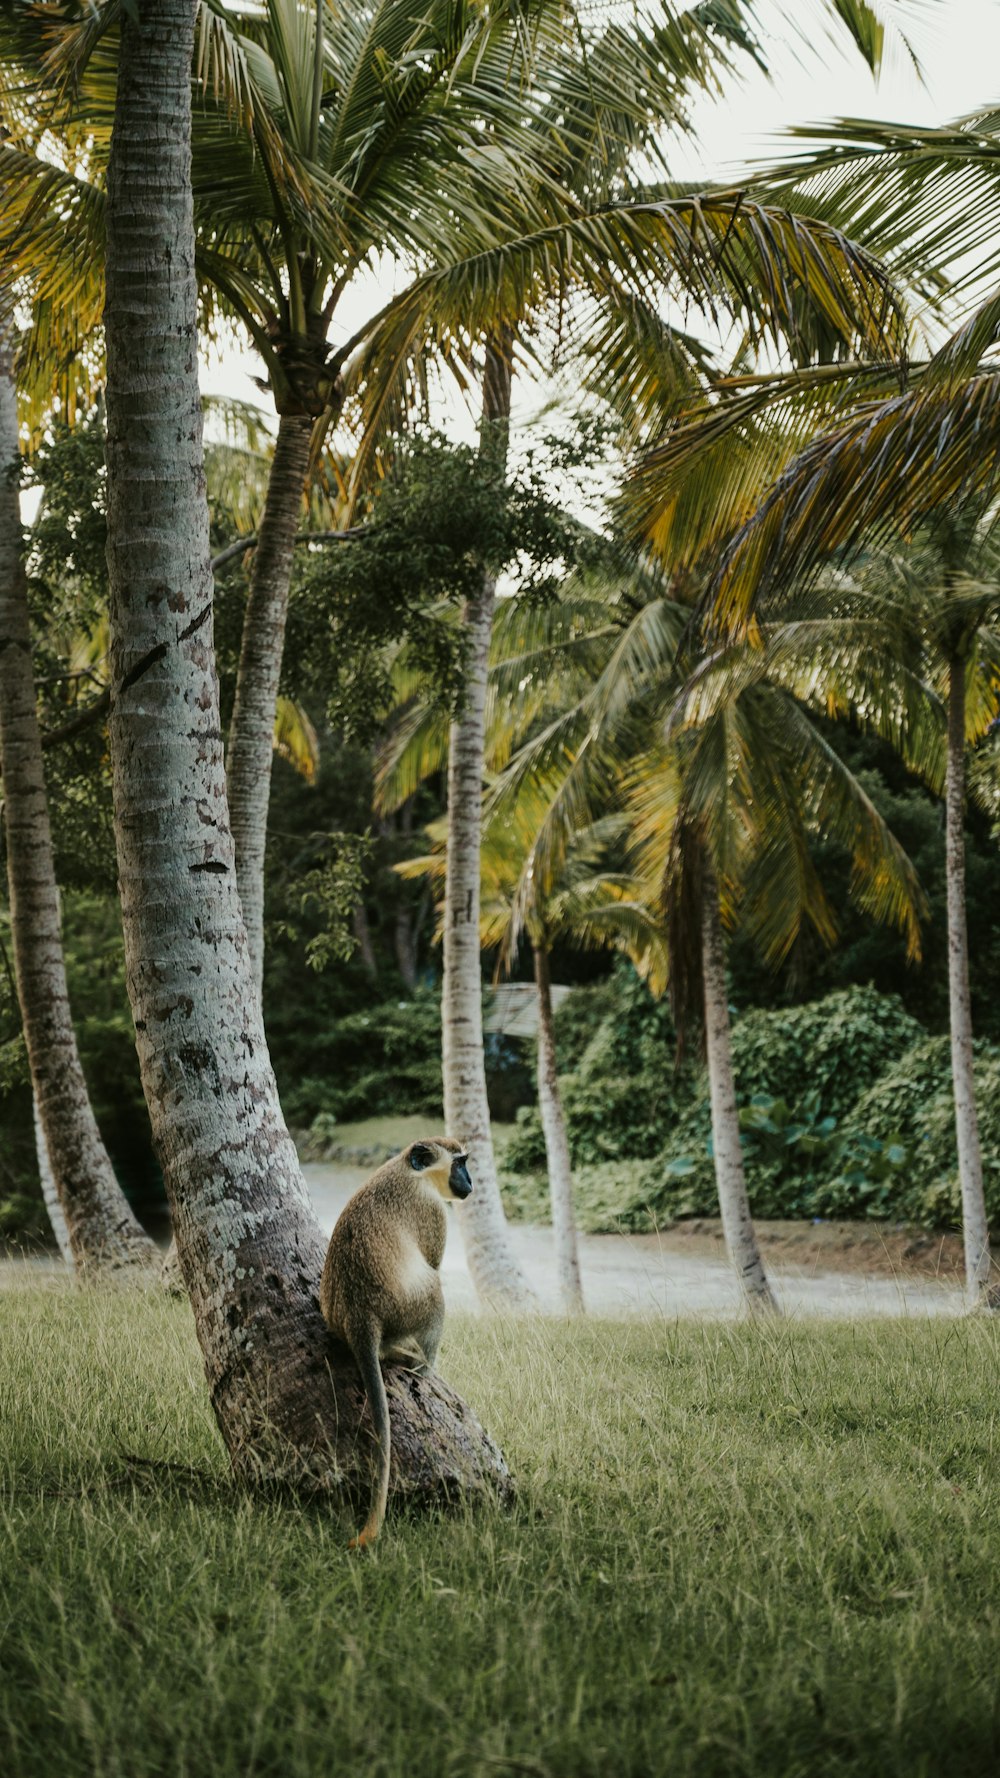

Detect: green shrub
716,986,923,1119
283,993,444,1128
823,1036,1000,1228
505,973,991,1232
499,1158,662,1230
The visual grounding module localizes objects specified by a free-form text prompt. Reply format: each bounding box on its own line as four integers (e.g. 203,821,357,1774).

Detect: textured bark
227,411,314,1001
533,942,584,1312
103,0,512,1513
701,863,777,1312
0,339,157,1278
442,333,535,1308
945,659,995,1308
33,1091,72,1263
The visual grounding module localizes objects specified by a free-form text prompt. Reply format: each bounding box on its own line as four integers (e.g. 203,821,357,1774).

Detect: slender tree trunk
394,905,418,990
0,337,157,1277
102,0,512,1513
352,901,378,980
945,657,995,1307
33,1092,72,1263
700,861,777,1313
227,412,314,1002
394,801,419,989
443,333,534,1308
533,941,584,1312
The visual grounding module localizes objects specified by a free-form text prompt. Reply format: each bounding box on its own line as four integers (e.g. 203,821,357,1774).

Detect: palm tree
831,523,1000,1307
0,333,157,1276
403,799,665,1311
621,92,1000,586
101,0,510,1511
438,332,537,1304
485,568,925,1311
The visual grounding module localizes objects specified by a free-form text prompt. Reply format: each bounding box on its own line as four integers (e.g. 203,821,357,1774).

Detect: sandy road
302,1163,967,1319
1,1162,970,1317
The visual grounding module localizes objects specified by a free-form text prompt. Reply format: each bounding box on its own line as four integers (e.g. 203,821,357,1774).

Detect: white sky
199,2,1000,443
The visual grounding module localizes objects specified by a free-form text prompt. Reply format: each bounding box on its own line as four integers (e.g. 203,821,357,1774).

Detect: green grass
1,1286,999,1777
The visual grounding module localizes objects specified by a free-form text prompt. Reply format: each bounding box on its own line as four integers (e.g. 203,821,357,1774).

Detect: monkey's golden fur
320,1136,472,1547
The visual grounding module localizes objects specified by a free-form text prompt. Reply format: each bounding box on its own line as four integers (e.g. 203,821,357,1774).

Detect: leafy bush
281,993,444,1128
716,987,923,1120
504,961,688,1173
0,1190,50,1244
504,970,994,1233
826,1037,1000,1228
499,1158,659,1231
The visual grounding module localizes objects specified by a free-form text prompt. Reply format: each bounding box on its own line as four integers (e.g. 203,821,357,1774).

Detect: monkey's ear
409,1143,435,1171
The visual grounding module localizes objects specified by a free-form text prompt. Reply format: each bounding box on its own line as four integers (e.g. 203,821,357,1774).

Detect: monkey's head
406,1137,473,1202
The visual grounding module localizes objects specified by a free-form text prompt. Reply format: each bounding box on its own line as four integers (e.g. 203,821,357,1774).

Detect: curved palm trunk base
701,863,778,1315
215,1302,513,1513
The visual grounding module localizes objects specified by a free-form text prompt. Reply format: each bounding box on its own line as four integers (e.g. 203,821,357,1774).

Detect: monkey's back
319,1162,448,1344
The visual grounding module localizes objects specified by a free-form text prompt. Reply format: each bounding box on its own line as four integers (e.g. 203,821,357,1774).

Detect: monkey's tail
350,1329,391,1548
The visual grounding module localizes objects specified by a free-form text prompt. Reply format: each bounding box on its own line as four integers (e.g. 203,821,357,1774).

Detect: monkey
319,1136,472,1548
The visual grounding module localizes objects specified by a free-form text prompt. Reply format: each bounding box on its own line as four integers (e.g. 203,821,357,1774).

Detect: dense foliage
6,407,1000,1252
502,965,1000,1233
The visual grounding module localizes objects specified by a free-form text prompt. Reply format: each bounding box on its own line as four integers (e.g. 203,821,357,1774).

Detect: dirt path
5,1163,983,1317
301,1164,971,1319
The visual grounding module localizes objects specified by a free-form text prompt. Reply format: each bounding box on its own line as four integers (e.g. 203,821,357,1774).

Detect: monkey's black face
449,1154,473,1200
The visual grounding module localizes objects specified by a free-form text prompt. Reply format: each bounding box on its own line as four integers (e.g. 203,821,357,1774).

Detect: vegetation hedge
501,966,1000,1233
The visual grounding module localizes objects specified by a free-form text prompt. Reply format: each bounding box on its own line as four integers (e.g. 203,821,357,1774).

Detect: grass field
1,1285,999,1777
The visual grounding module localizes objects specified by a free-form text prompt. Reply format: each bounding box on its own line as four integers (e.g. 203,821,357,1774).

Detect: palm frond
711,355,1000,628
749,109,1000,295
273,695,320,781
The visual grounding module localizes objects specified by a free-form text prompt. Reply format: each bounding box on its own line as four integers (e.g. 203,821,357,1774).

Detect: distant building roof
485,981,573,1040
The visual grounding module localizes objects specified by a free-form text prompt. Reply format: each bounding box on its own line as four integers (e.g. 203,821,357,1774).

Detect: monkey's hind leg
413,1299,444,1374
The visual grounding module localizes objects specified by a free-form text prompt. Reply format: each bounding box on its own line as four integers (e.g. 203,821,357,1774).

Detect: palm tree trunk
227,411,314,1002
443,332,534,1308
33,1091,72,1263
102,0,512,1514
533,941,584,1311
0,335,157,1278
700,861,777,1313
945,656,994,1307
